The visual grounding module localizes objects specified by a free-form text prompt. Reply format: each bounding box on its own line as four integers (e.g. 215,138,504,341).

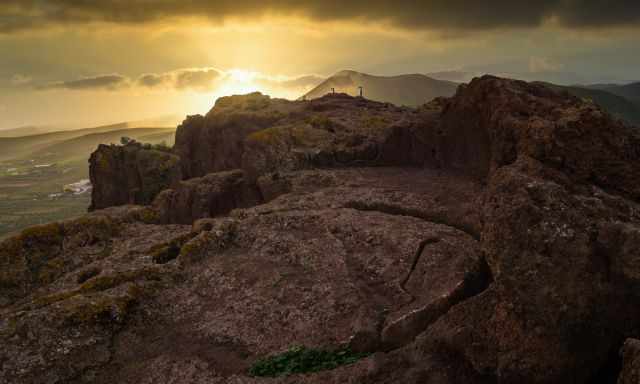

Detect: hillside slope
538,82,640,125
588,82,640,104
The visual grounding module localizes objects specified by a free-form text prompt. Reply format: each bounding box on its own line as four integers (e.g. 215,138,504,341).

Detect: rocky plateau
2,76,640,383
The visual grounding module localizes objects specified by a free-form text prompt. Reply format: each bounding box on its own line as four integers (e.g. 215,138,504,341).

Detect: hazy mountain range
0,114,182,137
305,70,640,125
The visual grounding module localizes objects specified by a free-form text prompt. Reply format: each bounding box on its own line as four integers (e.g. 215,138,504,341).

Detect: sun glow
220,69,262,95
189,68,314,115
228,69,258,83
190,68,266,113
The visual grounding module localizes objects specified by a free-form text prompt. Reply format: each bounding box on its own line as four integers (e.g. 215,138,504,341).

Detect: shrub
249,346,370,377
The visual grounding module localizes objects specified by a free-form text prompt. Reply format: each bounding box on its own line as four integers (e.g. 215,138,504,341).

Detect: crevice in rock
77,267,102,284
399,238,440,305
344,200,480,240
587,339,625,384
381,256,493,351
152,244,181,264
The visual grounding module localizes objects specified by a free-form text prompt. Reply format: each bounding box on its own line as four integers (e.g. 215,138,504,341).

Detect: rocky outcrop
401,77,640,383
152,169,262,225
619,339,640,384
438,77,640,192
174,91,440,181
4,76,640,383
89,142,182,210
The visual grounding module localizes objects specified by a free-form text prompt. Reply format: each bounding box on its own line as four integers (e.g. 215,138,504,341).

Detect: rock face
4,76,640,384
152,170,262,225
174,91,441,180
89,142,182,210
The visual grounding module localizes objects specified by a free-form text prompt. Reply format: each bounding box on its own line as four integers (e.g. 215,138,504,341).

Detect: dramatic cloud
529,57,564,73
137,73,173,88
10,74,32,85
38,74,129,90
1,1,639,33
174,69,222,90
137,68,222,91
36,68,323,94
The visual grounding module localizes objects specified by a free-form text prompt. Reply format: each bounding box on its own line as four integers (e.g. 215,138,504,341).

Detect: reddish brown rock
174,91,441,182
152,169,262,224
402,77,640,383
438,76,640,197
89,142,182,210
5,76,640,384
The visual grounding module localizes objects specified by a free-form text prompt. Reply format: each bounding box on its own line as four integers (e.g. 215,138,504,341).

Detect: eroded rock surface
4,76,640,383
152,169,262,225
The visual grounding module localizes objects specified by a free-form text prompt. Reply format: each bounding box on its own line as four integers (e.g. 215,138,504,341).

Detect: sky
1,1,639,130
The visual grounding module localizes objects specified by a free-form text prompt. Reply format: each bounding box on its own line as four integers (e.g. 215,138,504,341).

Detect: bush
120,136,134,145
141,141,172,152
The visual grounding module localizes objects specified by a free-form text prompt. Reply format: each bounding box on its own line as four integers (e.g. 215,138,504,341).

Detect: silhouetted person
358,86,363,97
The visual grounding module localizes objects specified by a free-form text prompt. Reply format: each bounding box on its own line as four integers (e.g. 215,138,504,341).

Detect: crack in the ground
399,238,440,306
344,200,480,240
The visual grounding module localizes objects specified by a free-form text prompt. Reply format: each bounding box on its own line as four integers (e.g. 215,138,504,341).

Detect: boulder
89,142,182,210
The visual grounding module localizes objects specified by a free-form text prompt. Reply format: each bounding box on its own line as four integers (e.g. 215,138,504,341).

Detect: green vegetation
249,346,371,377
0,125,176,238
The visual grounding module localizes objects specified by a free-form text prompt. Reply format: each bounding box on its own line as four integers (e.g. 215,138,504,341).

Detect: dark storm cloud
38,74,129,90
1,1,639,33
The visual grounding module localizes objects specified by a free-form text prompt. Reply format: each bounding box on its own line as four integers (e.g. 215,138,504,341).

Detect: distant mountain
0,125,75,138
427,70,480,83
302,70,458,107
0,123,128,161
0,123,175,162
127,114,183,129
0,115,180,138
537,82,640,126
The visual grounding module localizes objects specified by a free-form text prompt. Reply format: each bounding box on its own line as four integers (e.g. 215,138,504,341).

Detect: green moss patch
249,346,370,377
